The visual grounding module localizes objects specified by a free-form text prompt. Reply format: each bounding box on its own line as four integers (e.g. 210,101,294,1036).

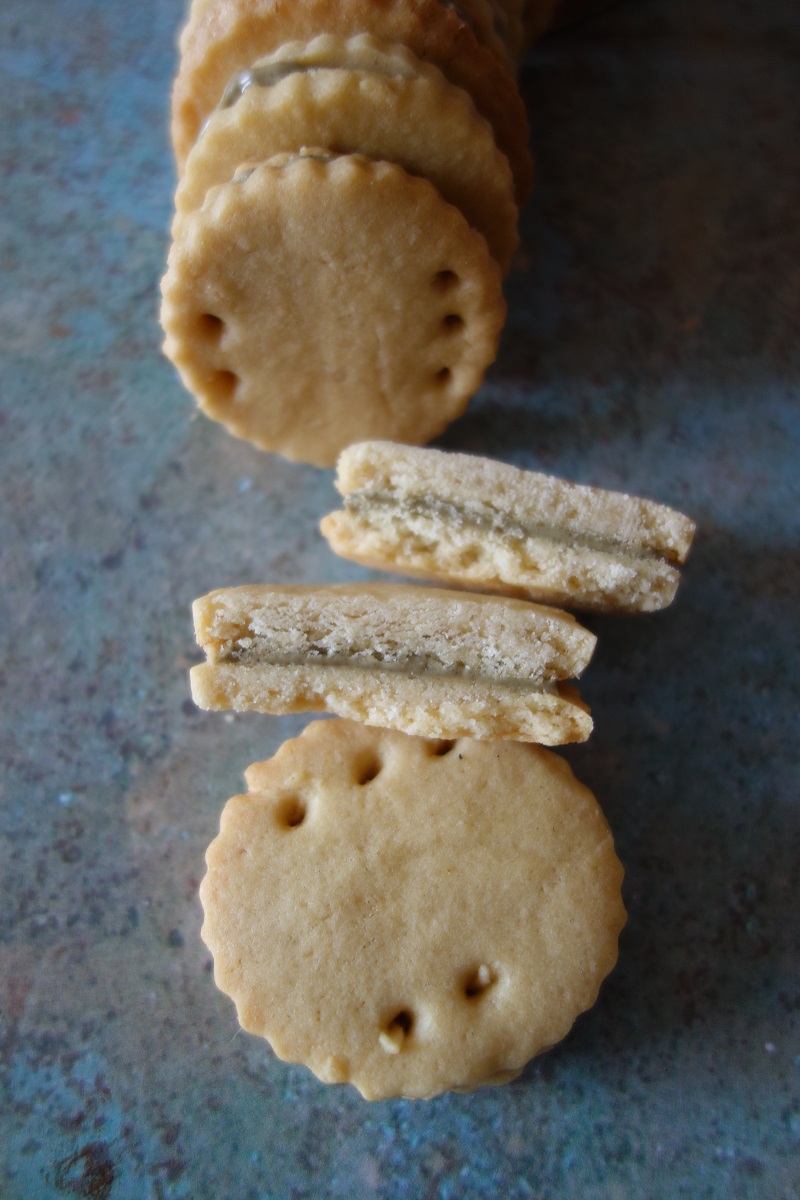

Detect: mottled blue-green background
1,1,798,1197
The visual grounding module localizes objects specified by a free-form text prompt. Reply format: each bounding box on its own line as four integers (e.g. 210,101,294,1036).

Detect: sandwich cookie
181,0,517,71
200,718,627,1099
162,153,505,467
190,583,597,744
321,442,697,613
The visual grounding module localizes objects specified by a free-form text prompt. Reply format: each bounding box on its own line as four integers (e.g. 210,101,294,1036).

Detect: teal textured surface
1,0,798,1196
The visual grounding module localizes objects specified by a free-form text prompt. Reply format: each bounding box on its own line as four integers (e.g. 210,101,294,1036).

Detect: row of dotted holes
196,314,239,401
274,741,457,830
197,264,464,399
433,272,461,385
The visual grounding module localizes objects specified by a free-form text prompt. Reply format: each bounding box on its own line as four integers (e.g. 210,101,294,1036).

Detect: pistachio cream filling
344,493,664,565
215,637,559,691
217,51,415,115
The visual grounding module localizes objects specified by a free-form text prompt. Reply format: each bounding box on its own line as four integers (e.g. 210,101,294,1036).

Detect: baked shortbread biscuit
321,442,697,613
200,719,626,1099
181,0,516,70
171,0,533,201
162,153,505,467
174,35,519,273
190,583,596,743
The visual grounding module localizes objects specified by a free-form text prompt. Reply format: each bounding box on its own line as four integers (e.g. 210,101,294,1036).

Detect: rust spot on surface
53,1141,115,1199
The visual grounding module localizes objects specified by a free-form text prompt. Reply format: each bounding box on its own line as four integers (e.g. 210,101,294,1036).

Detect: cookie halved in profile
321,442,696,613
190,583,596,744
171,0,533,201
162,152,505,467
200,718,626,1099
174,34,519,273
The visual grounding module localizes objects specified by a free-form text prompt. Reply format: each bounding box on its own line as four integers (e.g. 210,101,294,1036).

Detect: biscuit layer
200,719,626,1099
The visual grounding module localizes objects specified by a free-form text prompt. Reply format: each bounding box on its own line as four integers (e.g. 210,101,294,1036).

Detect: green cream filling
217,638,559,692
219,61,323,110
217,52,413,114
204,56,413,140
344,493,662,564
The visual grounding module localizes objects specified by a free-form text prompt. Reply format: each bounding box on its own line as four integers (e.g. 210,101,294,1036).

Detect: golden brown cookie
322,441,697,613
180,0,516,69
190,582,596,743
161,152,506,467
171,0,533,201
174,34,519,273
200,719,626,1099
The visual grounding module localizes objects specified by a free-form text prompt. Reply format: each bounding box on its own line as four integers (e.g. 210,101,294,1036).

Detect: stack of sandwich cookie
161,1,561,464
171,35,520,272
171,0,534,193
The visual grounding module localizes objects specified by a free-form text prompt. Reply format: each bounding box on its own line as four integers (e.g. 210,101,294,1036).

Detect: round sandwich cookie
180,0,517,69
170,0,533,201
322,441,697,613
189,582,596,744
200,719,627,1100
174,34,519,273
161,152,506,467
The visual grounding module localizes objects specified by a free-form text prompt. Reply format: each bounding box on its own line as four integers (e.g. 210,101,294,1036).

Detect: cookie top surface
161,154,505,467
171,0,532,201
174,34,519,272
200,719,626,1099
321,441,696,612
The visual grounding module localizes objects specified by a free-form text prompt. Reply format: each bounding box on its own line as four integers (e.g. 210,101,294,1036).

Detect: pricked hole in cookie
442,313,464,333
379,1009,414,1054
435,367,452,386
209,369,239,403
463,964,497,1000
276,796,307,829
429,739,456,757
432,269,459,292
199,312,224,339
355,754,382,785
